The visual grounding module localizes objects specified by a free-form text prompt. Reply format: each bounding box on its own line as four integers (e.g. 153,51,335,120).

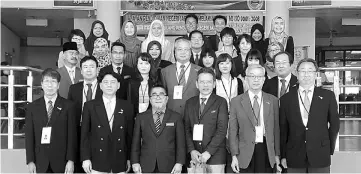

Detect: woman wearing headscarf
116,20,142,69
93,37,111,69
58,29,88,68
85,20,109,56
141,20,174,62
265,16,294,57
146,40,172,84
251,23,267,63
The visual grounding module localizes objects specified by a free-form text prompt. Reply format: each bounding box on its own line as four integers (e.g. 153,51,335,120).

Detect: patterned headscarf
268,16,288,50
92,38,111,68
85,20,109,56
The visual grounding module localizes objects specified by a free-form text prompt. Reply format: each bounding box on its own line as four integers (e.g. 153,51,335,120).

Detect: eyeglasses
274,61,290,66
150,93,167,98
112,51,124,55
298,71,316,75
246,75,264,80
198,81,213,85
222,36,233,40
176,48,190,52
71,37,84,42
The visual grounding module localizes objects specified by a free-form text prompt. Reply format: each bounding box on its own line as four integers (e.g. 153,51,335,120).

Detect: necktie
105,100,113,131
195,54,199,64
200,98,206,116
280,79,287,97
69,70,75,84
47,100,53,121
303,90,311,119
86,84,92,102
155,111,163,134
117,67,121,74
253,95,260,126
178,64,186,86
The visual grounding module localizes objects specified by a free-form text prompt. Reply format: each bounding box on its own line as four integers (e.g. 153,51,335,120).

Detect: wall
289,17,316,59
74,18,96,39
316,37,361,47
21,46,61,69
1,24,21,65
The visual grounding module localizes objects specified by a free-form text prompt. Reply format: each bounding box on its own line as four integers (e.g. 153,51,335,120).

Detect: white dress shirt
298,86,314,126
216,76,238,110
176,61,191,84
64,65,76,84
248,91,265,135
82,79,98,108
277,73,292,98
103,95,116,130
112,63,124,74
44,94,57,109
199,93,212,105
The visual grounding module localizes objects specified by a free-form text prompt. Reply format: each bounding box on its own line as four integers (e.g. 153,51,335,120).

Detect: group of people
25,14,340,174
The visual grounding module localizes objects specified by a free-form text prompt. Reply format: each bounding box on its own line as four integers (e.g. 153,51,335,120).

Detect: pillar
265,0,290,38
96,0,121,42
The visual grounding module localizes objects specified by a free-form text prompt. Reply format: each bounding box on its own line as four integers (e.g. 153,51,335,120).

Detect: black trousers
46,164,54,173
240,137,274,173
288,166,330,173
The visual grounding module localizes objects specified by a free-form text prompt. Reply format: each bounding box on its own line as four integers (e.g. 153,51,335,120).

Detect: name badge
166,123,174,126
255,126,264,143
193,124,203,141
173,86,183,99
41,127,52,144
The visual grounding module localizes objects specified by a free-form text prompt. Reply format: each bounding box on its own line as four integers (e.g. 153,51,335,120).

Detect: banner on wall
124,13,263,35
121,0,265,11
291,46,309,75
291,0,331,7
53,0,95,8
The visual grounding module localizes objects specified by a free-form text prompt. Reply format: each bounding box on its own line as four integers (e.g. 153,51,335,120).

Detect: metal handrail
0,66,43,73
319,67,361,71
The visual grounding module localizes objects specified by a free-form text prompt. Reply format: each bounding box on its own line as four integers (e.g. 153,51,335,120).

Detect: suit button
199,142,201,145
101,138,103,141
118,139,120,141
100,149,102,152
120,126,123,129
306,127,308,130
98,125,101,128
119,150,122,152
305,141,306,143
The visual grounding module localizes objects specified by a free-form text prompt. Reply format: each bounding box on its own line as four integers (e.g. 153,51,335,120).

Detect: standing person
240,49,267,91
161,38,201,116
265,42,285,78
93,38,111,69
189,30,206,65
279,58,340,173
181,14,199,39
99,42,134,100
127,53,156,114
58,29,89,68
198,49,216,70
81,71,134,174
25,68,77,173
116,20,142,69
265,16,294,57
67,56,103,173
234,34,252,78
208,15,227,52
131,85,185,173
147,40,172,84
184,68,229,173
85,20,109,56
251,23,267,63
57,42,83,99
141,20,174,62
263,51,297,98
215,27,238,58
229,64,281,173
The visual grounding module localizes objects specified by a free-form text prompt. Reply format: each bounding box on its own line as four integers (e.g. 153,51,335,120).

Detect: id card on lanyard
173,64,191,100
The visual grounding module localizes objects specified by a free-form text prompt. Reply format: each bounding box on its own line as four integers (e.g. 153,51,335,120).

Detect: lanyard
250,94,263,126
298,90,310,115
139,82,148,103
175,63,191,85
221,77,233,104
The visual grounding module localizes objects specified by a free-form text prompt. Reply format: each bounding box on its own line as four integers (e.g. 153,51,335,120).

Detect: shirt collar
299,85,315,94
152,108,166,115
248,90,262,101
219,45,236,52
176,61,190,69
192,50,201,56
278,73,292,83
112,63,123,69
44,94,58,106
64,65,76,73
200,93,212,104
83,79,97,88
102,95,116,104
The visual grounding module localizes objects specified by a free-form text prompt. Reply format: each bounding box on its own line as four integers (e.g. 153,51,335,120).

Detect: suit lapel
292,88,305,127
61,67,73,84
148,110,158,136
170,64,179,87
49,96,63,126
95,99,111,135
95,84,102,100
111,100,123,137
241,92,256,127
157,109,171,136
290,74,298,89
307,87,321,127
183,64,197,92
199,94,217,120
74,68,82,83
262,92,270,127
37,97,48,126
76,83,84,105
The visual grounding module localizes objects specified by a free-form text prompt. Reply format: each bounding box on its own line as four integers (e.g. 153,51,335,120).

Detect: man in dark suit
25,68,77,173
229,64,281,173
280,58,340,173
184,68,228,173
263,51,297,98
190,30,206,66
207,15,227,52
131,85,186,173
57,42,83,99
178,14,198,40
99,42,133,100
161,38,201,116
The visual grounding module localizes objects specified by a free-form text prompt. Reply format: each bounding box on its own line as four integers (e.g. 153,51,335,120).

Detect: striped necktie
155,111,163,134
47,100,53,120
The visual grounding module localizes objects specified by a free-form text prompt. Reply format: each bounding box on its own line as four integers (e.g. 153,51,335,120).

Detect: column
265,0,290,37
96,0,121,42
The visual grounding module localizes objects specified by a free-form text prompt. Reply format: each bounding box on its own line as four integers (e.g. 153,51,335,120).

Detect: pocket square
211,110,216,113
166,123,174,126
318,96,323,99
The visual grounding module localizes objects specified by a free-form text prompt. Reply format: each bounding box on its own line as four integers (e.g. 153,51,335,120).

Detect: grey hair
174,38,191,50
245,64,266,76
296,58,319,72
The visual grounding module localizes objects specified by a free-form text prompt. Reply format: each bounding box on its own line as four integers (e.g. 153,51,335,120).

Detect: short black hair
97,71,121,83
189,30,204,41
185,14,198,24
273,51,294,65
199,48,216,68
111,42,126,52
134,53,155,82
215,53,237,79
41,68,61,83
220,27,237,42
213,15,227,25
80,56,99,68
197,67,216,81
296,58,319,72
68,29,86,42
149,84,168,97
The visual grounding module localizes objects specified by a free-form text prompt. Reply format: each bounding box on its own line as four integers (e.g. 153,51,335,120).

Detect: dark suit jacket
229,92,280,169
131,109,186,172
99,64,134,100
80,98,134,173
25,96,77,173
154,60,172,85
207,34,221,52
161,63,201,116
233,56,244,77
265,36,294,58
127,79,156,114
190,50,205,66
280,87,340,168
184,94,228,165
262,74,298,98
57,66,83,99
67,81,103,125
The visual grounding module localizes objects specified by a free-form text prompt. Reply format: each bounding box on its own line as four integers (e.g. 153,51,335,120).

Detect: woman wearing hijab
251,23,267,63
265,16,294,57
93,38,111,68
58,29,88,68
146,40,172,84
141,20,174,62
116,20,142,69
85,20,109,56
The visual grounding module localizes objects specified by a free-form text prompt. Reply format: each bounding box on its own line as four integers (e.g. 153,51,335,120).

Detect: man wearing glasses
263,51,298,98
99,42,134,100
131,85,185,173
229,64,281,173
279,58,340,173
